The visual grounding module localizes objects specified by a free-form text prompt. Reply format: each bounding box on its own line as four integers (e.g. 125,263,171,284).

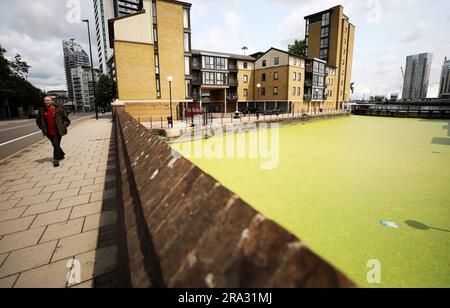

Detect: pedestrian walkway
0,115,118,288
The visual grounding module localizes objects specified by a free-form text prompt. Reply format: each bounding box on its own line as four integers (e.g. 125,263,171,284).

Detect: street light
82,19,98,120
256,83,261,115
167,76,174,128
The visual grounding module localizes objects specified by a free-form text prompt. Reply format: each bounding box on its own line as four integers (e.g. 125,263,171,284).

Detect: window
216,58,227,70
293,72,297,81
185,79,192,98
262,73,266,81
203,72,215,85
274,57,280,65
320,49,328,60
243,75,248,83
155,54,160,74
298,73,302,81
322,12,330,26
262,60,267,67
261,87,266,96
184,33,190,52
243,62,248,69
313,61,319,73
153,28,158,44
319,63,325,74
292,87,296,96
183,9,190,29
297,87,301,96
274,72,279,80
313,75,319,86
216,73,225,85
321,38,329,48
243,89,248,97
156,78,161,98
203,56,214,69
152,1,157,24
273,87,279,95
184,57,190,75
318,77,324,87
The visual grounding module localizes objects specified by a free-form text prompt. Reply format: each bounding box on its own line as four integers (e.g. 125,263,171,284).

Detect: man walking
36,96,71,167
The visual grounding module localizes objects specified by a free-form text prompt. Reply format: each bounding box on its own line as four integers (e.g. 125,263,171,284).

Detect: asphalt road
0,112,96,162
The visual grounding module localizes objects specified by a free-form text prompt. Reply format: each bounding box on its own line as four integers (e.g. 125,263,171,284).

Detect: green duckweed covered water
172,116,450,288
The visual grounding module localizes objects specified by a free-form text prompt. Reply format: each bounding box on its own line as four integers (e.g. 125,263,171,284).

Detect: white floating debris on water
380,220,399,229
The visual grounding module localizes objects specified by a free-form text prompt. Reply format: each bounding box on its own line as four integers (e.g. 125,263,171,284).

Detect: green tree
95,74,116,110
9,54,31,78
0,44,43,118
288,39,307,57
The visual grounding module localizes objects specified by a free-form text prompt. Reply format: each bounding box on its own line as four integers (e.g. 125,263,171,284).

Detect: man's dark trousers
47,134,65,161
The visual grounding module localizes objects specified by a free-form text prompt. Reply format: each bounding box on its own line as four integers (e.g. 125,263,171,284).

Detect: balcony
304,80,313,87
192,93,201,101
227,95,238,101
305,64,313,73
304,94,312,101
193,77,202,85
192,62,201,70
228,65,238,72
229,80,238,87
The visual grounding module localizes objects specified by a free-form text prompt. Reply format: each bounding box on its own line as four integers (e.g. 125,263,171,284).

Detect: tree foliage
95,74,116,109
288,39,307,57
0,44,43,117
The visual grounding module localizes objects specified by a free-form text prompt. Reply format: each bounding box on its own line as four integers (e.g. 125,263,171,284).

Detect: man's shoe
53,160,60,167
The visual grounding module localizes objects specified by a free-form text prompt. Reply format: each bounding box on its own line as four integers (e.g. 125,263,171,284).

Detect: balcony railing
304,94,312,101
192,93,201,101
227,95,238,101
304,80,313,87
305,64,313,73
229,80,238,87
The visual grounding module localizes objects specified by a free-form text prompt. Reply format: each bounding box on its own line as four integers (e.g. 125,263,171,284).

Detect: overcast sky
0,0,449,99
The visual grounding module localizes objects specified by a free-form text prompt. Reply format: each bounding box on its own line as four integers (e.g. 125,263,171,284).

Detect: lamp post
82,19,98,120
256,83,261,116
315,89,319,114
167,76,174,128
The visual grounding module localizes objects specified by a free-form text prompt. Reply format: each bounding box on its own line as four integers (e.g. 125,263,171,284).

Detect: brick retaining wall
114,108,355,288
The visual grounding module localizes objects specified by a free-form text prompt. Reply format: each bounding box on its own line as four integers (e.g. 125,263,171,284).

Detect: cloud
399,22,430,43
190,0,253,54
0,0,97,91
1,0,448,98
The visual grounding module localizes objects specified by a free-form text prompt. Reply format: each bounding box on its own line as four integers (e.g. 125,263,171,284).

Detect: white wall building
93,0,142,75
71,66,100,112
93,0,115,75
